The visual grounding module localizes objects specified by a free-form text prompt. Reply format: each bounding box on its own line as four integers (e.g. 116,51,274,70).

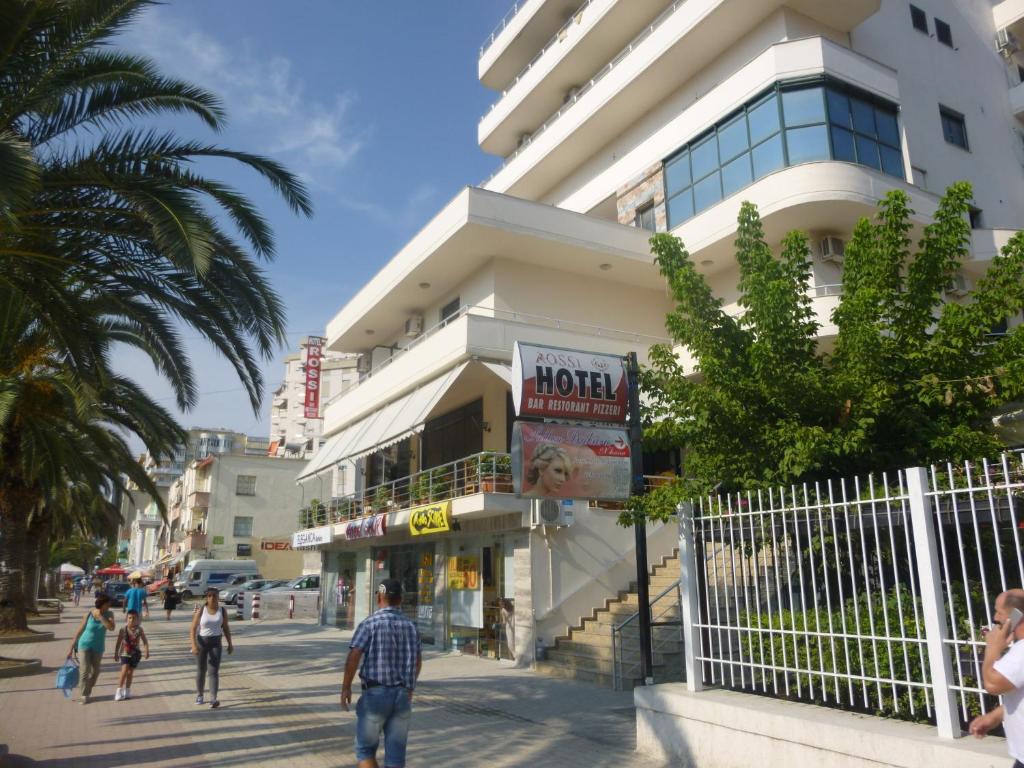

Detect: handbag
56,658,79,698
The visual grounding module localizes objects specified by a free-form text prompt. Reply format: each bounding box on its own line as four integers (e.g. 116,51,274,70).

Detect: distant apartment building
155,454,307,582
293,0,1023,662
269,339,358,459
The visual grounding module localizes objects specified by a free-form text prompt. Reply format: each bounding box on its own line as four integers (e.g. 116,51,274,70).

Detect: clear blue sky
113,1,510,441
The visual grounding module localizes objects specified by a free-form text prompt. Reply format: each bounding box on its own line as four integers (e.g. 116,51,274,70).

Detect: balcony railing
481,2,525,58
483,0,688,184
298,451,514,528
184,531,206,551
482,0,595,119
324,304,671,409
188,490,210,508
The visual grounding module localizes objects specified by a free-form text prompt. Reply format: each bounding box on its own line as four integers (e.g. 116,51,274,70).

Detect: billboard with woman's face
511,421,632,501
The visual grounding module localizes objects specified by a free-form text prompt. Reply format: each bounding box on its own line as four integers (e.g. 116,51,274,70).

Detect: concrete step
593,605,681,624
534,660,631,689
543,646,679,674
553,638,684,662
565,624,683,647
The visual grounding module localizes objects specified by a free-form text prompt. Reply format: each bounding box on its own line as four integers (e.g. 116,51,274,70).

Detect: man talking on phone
969,589,1024,767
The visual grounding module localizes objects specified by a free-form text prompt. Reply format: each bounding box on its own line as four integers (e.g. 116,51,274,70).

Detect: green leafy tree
633,182,1024,522
0,0,311,630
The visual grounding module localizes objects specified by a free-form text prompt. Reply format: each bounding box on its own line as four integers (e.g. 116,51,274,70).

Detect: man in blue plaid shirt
341,578,422,768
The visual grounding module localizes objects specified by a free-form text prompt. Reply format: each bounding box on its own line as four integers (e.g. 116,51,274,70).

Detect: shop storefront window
447,538,515,660
372,543,436,644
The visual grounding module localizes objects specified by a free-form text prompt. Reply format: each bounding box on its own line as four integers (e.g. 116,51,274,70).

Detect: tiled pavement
0,604,671,767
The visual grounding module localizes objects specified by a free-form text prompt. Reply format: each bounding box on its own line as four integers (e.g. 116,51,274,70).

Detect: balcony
480,0,583,90
297,451,515,529
994,0,1024,37
322,306,670,437
183,531,206,551
188,490,209,509
1012,80,1024,121
483,1,882,202
479,0,667,155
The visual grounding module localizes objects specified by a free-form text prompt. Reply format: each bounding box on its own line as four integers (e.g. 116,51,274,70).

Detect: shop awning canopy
298,360,510,481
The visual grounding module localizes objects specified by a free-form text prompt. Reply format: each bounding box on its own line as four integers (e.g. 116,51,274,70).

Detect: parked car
220,578,272,605
103,581,131,608
174,559,260,599
265,574,320,592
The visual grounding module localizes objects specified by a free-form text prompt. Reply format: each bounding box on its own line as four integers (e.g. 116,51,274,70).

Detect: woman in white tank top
190,588,234,707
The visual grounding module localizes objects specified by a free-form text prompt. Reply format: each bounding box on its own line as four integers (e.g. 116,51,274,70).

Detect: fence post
906,466,961,739
677,502,704,692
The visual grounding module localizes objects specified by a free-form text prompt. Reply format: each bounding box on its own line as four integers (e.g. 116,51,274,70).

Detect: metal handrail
483,0,688,185
481,2,524,58
611,578,683,691
482,0,595,120
297,451,514,528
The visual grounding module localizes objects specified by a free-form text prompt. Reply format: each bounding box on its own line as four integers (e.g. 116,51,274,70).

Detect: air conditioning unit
945,272,970,298
818,236,846,264
530,498,575,528
517,132,532,149
563,85,581,104
404,314,424,337
997,28,1019,56
356,354,371,374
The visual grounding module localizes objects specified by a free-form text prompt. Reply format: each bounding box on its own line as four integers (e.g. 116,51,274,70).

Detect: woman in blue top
68,593,115,703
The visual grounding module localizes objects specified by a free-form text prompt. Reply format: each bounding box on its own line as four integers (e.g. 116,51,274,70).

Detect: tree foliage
632,183,1024,521
0,0,311,629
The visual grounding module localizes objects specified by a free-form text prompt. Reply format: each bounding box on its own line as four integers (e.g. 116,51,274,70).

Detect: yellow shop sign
409,501,452,536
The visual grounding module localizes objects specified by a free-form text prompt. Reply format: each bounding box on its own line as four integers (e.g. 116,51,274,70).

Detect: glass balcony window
664,77,905,230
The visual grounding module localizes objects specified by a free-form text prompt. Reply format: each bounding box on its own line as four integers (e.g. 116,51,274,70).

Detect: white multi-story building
269,340,358,459
294,0,1023,665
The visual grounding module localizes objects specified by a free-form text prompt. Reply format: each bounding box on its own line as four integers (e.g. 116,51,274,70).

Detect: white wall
530,508,676,642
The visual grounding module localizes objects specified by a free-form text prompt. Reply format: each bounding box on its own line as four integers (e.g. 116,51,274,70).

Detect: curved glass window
664,78,904,230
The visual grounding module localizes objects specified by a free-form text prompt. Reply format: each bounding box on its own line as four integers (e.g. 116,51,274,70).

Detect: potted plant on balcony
480,453,513,493
409,473,430,505
308,498,325,526
372,486,392,513
428,468,451,501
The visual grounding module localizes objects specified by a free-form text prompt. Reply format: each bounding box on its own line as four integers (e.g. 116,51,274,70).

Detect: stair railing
611,579,683,691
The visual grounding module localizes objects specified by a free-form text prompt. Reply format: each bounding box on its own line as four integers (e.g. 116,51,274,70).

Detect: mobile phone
1009,608,1024,634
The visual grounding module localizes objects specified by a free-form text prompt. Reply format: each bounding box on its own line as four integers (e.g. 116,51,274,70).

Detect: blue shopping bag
56,658,79,698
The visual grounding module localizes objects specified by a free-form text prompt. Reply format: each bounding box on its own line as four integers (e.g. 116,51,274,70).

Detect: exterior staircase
535,549,684,689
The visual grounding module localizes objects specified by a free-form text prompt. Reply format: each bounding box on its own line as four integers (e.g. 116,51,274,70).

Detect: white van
175,559,259,599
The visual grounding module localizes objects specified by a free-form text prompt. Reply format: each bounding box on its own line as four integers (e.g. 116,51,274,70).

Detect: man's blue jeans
355,686,412,767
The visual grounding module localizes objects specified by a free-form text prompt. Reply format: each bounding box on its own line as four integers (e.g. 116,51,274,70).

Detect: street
0,605,670,767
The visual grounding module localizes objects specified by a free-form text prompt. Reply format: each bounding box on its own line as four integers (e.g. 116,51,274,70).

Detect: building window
635,202,657,232
969,207,983,229
236,475,257,496
939,106,968,150
909,4,928,34
440,297,461,326
233,516,253,537
236,543,252,557
664,78,904,229
934,18,953,47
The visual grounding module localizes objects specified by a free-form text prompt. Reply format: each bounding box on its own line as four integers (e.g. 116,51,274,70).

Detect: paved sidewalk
0,604,669,767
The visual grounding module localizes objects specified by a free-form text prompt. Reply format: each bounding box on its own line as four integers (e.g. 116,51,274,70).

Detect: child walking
113,609,149,700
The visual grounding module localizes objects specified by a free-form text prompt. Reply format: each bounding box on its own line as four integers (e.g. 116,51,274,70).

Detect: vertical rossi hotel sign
511,342,628,422
303,336,326,419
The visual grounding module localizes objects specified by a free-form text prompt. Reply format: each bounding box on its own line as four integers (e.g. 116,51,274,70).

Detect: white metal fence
677,452,1024,739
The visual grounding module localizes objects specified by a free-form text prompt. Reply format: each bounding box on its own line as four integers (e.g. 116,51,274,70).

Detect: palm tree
0,0,312,630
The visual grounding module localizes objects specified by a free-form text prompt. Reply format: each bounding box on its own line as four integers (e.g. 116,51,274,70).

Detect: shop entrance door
371,544,435,644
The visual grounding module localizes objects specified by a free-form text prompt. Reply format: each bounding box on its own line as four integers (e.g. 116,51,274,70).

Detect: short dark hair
126,609,139,617
95,594,111,609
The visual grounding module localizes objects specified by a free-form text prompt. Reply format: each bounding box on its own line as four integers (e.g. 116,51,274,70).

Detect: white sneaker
123,689,131,700
195,694,204,705
114,688,124,701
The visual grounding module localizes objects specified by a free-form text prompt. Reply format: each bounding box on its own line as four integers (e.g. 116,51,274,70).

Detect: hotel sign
409,501,452,536
292,525,333,548
346,513,387,540
511,342,628,423
303,336,326,420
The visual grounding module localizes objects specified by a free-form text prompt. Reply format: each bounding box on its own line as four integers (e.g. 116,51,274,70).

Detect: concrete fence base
635,684,1008,768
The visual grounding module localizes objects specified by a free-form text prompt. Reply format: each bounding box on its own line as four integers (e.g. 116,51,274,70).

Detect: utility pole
626,352,653,685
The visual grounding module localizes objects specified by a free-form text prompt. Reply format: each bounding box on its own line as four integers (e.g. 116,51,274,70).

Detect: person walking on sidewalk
124,577,149,620
163,584,179,621
72,579,82,607
341,578,422,768
190,587,233,708
113,609,150,701
969,589,1024,767
68,593,115,704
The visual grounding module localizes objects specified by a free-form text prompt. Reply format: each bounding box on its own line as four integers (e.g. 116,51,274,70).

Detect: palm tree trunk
0,480,39,632
23,509,51,614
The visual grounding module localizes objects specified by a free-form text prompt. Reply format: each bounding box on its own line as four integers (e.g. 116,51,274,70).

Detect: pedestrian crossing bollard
288,593,295,619
251,592,260,620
